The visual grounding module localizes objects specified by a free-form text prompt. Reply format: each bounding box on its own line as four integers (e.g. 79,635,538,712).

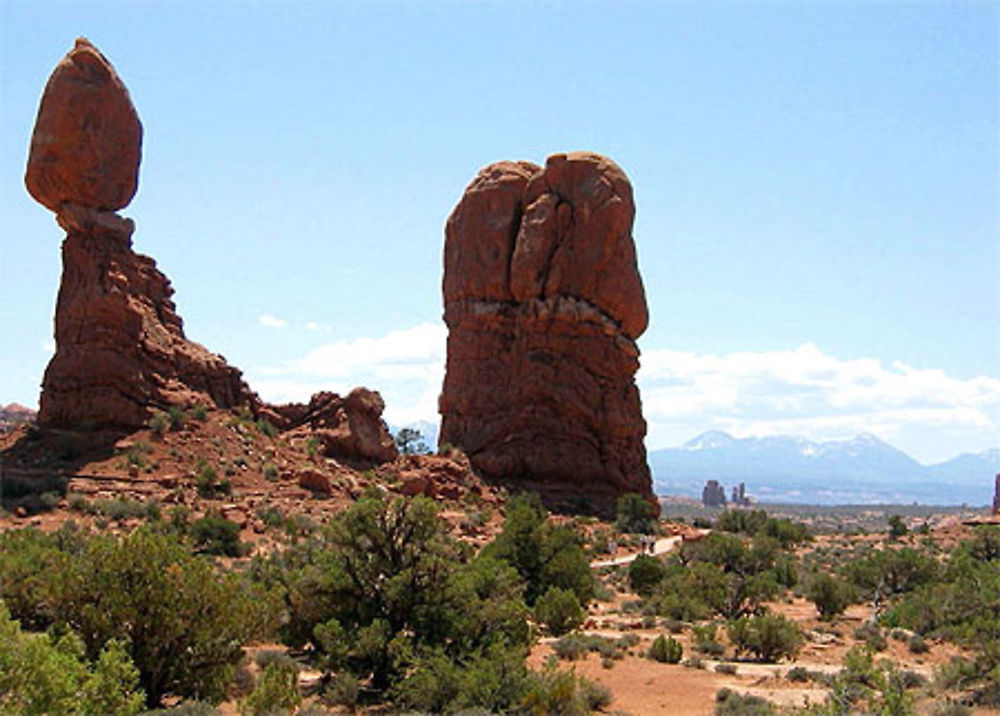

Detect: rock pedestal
439,152,654,514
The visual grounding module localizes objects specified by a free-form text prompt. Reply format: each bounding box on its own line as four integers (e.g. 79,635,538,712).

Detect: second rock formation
439,152,654,514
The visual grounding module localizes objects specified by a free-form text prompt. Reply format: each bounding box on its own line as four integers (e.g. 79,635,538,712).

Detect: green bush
0,601,144,714
534,586,584,636
520,666,611,715
0,528,278,706
190,512,244,557
628,553,667,596
714,688,776,716
482,492,594,606
853,623,888,652
727,613,802,662
806,571,854,621
254,493,531,696
149,411,170,437
888,515,909,539
615,492,656,534
907,633,928,654
648,634,683,663
195,462,230,498
239,662,300,715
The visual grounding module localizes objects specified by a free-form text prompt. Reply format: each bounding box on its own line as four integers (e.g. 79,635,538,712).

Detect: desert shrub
806,571,854,621
189,512,244,557
190,404,208,421
239,661,300,715
907,633,928,654
534,586,584,636
552,634,590,661
94,496,148,521
674,533,784,619
254,493,531,696
120,441,152,468
482,492,594,606
325,671,360,711
648,634,683,663
900,670,926,689
842,547,938,599
715,663,738,675
727,613,802,662
628,553,667,596
888,514,909,539
812,646,915,716
195,462,230,498
0,528,278,706
853,623,888,652
615,492,657,534
0,602,145,714
262,463,279,482
714,688,776,716
393,642,531,714
520,666,610,715
886,540,1000,706
693,622,726,657
254,418,278,438
149,411,170,436
786,666,811,682
714,509,809,548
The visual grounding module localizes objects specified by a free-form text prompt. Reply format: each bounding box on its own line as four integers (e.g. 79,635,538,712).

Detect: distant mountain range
651,431,1000,506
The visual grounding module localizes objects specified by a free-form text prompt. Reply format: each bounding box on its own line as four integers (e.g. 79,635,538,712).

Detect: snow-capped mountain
651,432,998,506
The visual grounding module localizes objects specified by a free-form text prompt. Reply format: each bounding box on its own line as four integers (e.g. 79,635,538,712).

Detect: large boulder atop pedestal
25,38,142,213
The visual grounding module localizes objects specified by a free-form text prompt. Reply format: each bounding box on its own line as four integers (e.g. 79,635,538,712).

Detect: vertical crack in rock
440,152,655,515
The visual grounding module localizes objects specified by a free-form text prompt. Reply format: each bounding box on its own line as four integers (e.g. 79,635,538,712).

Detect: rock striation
439,152,653,514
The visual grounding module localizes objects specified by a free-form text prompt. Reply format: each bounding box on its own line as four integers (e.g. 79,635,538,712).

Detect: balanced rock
26,38,141,213
439,152,654,514
28,41,256,428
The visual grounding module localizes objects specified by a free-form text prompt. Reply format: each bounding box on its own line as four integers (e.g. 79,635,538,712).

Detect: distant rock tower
702,480,727,508
438,152,654,515
993,473,999,514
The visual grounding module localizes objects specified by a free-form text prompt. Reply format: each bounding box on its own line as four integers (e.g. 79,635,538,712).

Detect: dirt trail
591,535,684,568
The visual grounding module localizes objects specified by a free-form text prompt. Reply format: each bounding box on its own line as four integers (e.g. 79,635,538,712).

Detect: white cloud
638,343,1000,462
247,326,1000,464
248,323,447,429
40,340,55,354
258,314,286,329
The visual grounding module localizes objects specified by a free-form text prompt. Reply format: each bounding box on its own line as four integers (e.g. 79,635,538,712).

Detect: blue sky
1,1,997,464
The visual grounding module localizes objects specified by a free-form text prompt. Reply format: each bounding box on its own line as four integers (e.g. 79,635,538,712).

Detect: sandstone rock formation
27,39,258,429
993,473,999,514
702,480,727,508
26,39,399,467
439,152,653,514
269,389,397,464
26,38,141,213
